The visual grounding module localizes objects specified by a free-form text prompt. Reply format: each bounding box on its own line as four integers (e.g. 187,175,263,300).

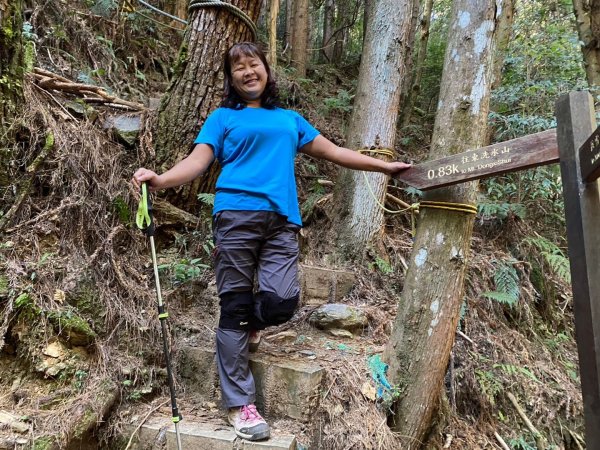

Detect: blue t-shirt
194,107,320,226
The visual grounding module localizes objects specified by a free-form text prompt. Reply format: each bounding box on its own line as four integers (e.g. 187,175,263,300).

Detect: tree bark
321,0,335,62
572,0,600,96
284,0,294,55
290,0,309,76
154,0,261,212
492,0,515,89
382,0,501,447
333,0,418,257
0,0,25,189
401,0,434,128
268,0,280,67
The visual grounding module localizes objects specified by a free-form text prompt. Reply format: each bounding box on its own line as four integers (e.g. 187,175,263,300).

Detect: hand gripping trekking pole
136,182,183,450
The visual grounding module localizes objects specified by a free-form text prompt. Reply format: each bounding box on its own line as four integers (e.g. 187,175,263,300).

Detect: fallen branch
124,400,169,450
33,67,145,111
385,193,412,210
494,432,511,450
507,392,548,450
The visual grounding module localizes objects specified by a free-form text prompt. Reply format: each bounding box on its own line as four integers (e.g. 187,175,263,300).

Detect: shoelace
240,405,261,421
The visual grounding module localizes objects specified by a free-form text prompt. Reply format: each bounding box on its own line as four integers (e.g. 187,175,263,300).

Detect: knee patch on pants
254,291,299,328
219,291,253,331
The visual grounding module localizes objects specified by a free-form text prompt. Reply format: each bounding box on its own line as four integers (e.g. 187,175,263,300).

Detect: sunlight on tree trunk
382,0,501,446
268,0,279,67
333,0,418,258
154,0,261,212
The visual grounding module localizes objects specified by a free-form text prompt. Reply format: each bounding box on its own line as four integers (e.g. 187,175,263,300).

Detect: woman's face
230,53,268,107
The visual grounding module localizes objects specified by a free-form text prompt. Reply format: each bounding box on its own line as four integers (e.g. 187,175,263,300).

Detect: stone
103,114,142,147
42,341,67,359
328,328,354,338
179,347,325,422
131,418,295,450
309,304,368,332
299,265,356,306
0,411,29,433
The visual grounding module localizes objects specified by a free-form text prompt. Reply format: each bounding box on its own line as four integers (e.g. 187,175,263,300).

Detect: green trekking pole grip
136,182,155,237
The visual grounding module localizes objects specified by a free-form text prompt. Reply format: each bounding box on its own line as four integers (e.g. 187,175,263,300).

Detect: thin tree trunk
573,0,600,96
285,0,294,55
492,0,515,89
321,0,334,62
0,0,25,189
382,0,501,447
291,0,309,76
268,0,280,67
333,0,418,256
401,0,434,128
154,0,261,212
332,0,348,64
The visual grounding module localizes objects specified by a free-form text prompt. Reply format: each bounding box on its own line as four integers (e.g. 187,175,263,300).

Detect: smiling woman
132,41,411,442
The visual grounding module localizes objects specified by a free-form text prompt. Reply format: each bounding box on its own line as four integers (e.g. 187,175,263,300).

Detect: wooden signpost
394,90,600,448
396,129,558,190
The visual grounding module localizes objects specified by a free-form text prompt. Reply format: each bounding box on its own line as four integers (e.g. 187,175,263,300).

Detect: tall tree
382,0,501,446
333,0,418,256
154,1,261,211
401,0,434,128
268,0,280,67
321,0,335,62
492,0,515,89
0,0,25,189
572,0,600,95
290,0,309,76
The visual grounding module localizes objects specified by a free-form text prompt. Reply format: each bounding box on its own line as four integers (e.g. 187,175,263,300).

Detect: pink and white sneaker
228,404,270,440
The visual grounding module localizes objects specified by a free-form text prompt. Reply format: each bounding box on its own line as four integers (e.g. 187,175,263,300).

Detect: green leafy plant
474,369,503,405
523,235,570,283
158,258,209,285
481,259,520,307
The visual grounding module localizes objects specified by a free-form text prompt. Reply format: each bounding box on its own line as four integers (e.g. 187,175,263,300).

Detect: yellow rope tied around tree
355,147,478,235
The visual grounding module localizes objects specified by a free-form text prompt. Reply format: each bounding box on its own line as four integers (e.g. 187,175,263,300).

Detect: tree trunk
0,0,25,189
284,0,294,55
154,0,261,212
321,0,335,62
332,0,348,64
492,0,515,89
290,0,308,76
572,0,600,96
268,0,280,67
382,0,501,447
333,0,418,257
401,0,434,128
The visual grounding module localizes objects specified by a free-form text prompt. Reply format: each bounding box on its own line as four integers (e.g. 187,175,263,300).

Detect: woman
133,42,410,441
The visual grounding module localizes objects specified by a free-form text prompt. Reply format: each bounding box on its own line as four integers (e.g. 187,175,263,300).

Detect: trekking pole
136,182,183,450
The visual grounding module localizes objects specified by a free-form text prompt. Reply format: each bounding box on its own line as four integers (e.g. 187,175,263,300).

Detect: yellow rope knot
357,147,396,159
419,201,478,215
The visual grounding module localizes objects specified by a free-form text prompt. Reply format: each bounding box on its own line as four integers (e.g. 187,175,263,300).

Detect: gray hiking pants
212,210,300,408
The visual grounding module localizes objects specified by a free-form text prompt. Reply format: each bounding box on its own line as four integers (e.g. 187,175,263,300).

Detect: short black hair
221,42,280,109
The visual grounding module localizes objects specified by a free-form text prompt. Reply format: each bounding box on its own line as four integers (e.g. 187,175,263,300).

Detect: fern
493,364,540,383
523,235,571,283
197,193,215,207
91,0,117,17
482,259,520,307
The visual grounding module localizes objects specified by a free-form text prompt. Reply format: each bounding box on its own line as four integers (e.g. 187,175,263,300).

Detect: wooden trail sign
396,129,558,190
556,91,600,450
579,125,600,182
